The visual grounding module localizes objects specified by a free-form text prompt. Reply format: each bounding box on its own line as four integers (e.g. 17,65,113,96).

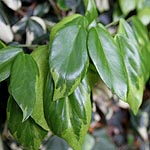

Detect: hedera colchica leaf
84,0,98,24
115,35,145,114
118,18,150,83
88,24,128,101
118,18,138,46
0,46,22,82
10,53,39,121
31,45,49,131
49,14,89,100
44,73,91,150
7,97,47,150
131,17,150,82
131,16,149,46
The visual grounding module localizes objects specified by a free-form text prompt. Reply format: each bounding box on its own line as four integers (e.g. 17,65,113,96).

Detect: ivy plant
0,0,150,149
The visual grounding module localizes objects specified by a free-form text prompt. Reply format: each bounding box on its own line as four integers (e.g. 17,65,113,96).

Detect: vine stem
105,20,119,28
105,16,133,28
17,44,39,48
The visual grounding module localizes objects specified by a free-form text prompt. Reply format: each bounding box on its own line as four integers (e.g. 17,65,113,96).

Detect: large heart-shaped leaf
49,14,89,100
10,53,39,120
7,97,47,150
0,47,22,82
44,73,91,150
88,24,127,101
116,35,145,114
31,45,49,131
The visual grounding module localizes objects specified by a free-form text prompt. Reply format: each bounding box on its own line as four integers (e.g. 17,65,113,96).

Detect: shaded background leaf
2,0,21,11
7,97,47,150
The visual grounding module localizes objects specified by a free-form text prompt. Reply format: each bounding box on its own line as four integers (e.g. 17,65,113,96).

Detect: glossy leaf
116,35,145,114
131,16,149,46
118,18,149,82
118,18,137,46
84,0,98,24
10,53,39,121
31,45,49,131
88,24,128,101
119,0,136,15
49,14,89,100
131,17,150,81
44,73,91,150
0,47,22,82
7,97,47,150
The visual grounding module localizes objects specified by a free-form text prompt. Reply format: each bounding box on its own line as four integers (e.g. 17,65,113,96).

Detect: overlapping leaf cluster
0,0,150,149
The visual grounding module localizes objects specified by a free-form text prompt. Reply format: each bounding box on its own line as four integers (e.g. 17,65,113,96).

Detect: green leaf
131,16,149,46
86,63,99,90
49,14,89,100
7,97,47,150
26,16,46,45
44,73,92,150
82,134,95,150
141,43,150,81
0,47,22,82
130,17,150,82
0,40,6,49
57,0,80,10
118,18,138,46
10,53,39,121
137,7,150,25
31,45,49,131
136,0,150,10
92,129,116,150
116,35,145,114
42,135,71,150
84,0,98,24
119,0,136,15
88,24,128,101
33,2,50,17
